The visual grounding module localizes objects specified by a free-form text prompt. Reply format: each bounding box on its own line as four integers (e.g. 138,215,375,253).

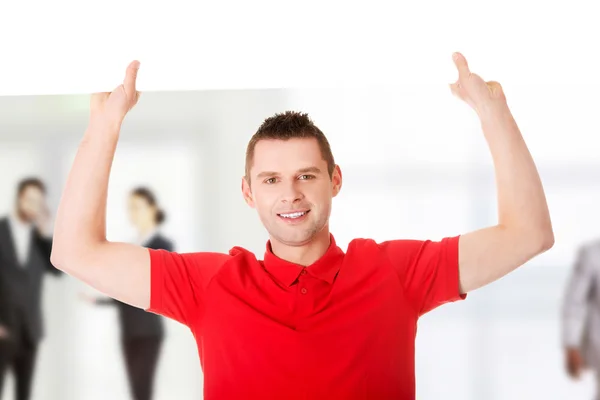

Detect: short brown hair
245,111,335,181
16,177,46,198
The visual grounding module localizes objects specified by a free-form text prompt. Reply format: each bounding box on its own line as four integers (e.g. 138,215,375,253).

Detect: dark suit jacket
0,216,61,343
97,233,173,339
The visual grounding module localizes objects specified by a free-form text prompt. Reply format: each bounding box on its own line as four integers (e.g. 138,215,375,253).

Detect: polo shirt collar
264,234,344,287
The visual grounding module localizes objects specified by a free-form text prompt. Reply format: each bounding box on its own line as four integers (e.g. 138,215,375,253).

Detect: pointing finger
452,52,471,80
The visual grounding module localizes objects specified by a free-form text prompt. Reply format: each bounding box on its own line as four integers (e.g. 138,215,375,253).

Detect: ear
241,176,255,208
331,165,343,197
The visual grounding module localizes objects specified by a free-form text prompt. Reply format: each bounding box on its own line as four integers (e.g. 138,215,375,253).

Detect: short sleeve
146,249,231,326
379,235,465,316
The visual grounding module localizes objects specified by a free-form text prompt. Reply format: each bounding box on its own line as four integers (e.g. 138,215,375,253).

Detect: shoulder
150,245,258,274
345,236,459,268
345,238,379,254
343,237,419,262
347,237,449,254
227,246,261,266
182,246,260,287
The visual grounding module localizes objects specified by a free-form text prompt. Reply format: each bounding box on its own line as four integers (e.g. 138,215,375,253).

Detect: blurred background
0,85,597,399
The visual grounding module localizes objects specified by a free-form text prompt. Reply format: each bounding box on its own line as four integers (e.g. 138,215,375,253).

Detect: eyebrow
297,167,322,174
255,166,323,180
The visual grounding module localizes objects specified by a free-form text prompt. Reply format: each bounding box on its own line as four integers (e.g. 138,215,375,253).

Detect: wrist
88,114,123,134
478,103,514,128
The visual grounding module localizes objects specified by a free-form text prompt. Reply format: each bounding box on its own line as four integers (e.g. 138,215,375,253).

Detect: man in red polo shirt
51,53,554,399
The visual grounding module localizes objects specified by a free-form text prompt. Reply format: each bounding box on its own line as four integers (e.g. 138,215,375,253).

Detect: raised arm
50,61,150,309
449,53,554,294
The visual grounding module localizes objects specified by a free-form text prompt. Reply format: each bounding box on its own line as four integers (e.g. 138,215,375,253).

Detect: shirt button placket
296,270,311,323
299,269,308,294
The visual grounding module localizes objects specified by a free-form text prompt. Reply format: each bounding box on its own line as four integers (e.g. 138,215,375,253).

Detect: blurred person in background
80,187,172,400
51,54,554,400
0,177,61,400
562,242,600,399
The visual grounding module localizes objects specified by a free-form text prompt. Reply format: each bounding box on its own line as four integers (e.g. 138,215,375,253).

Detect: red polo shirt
147,234,465,399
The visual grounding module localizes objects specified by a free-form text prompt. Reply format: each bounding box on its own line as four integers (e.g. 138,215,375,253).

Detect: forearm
52,120,121,264
481,106,553,244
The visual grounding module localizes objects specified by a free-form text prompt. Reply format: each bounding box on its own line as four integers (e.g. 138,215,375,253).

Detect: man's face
17,186,45,223
242,138,342,247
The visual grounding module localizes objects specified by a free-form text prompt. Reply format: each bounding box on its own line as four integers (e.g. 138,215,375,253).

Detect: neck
269,226,331,266
138,224,156,238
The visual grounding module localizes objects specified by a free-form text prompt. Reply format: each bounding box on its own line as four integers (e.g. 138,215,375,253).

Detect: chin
273,228,320,247
279,237,314,247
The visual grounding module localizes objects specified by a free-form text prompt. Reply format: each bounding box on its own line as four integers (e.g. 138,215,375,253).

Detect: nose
280,181,304,204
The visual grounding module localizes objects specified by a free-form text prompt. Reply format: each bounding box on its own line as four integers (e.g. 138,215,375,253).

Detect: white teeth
280,212,306,219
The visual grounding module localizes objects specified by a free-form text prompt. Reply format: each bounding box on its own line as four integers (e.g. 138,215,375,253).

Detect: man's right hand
0,325,10,340
90,60,141,129
566,347,586,379
51,60,152,312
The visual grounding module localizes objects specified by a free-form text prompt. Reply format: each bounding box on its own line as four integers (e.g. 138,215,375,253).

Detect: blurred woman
82,187,173,400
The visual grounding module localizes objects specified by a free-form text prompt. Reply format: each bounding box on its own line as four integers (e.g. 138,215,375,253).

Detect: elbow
505,222,554,257
49,228,74,271
50,244,69,272
531,224,555,254
50,237,99,273
541,230,555,252
539,218,555,252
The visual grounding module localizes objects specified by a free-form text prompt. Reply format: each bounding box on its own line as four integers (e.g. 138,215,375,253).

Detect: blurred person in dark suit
0,177,61,400
81,187,172,400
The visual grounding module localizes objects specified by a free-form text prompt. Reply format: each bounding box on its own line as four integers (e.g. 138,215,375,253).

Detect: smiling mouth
277,210,310,219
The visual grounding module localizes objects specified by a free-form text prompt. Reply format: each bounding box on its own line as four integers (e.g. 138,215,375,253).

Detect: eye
298,175,315,180
264,177,277,184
